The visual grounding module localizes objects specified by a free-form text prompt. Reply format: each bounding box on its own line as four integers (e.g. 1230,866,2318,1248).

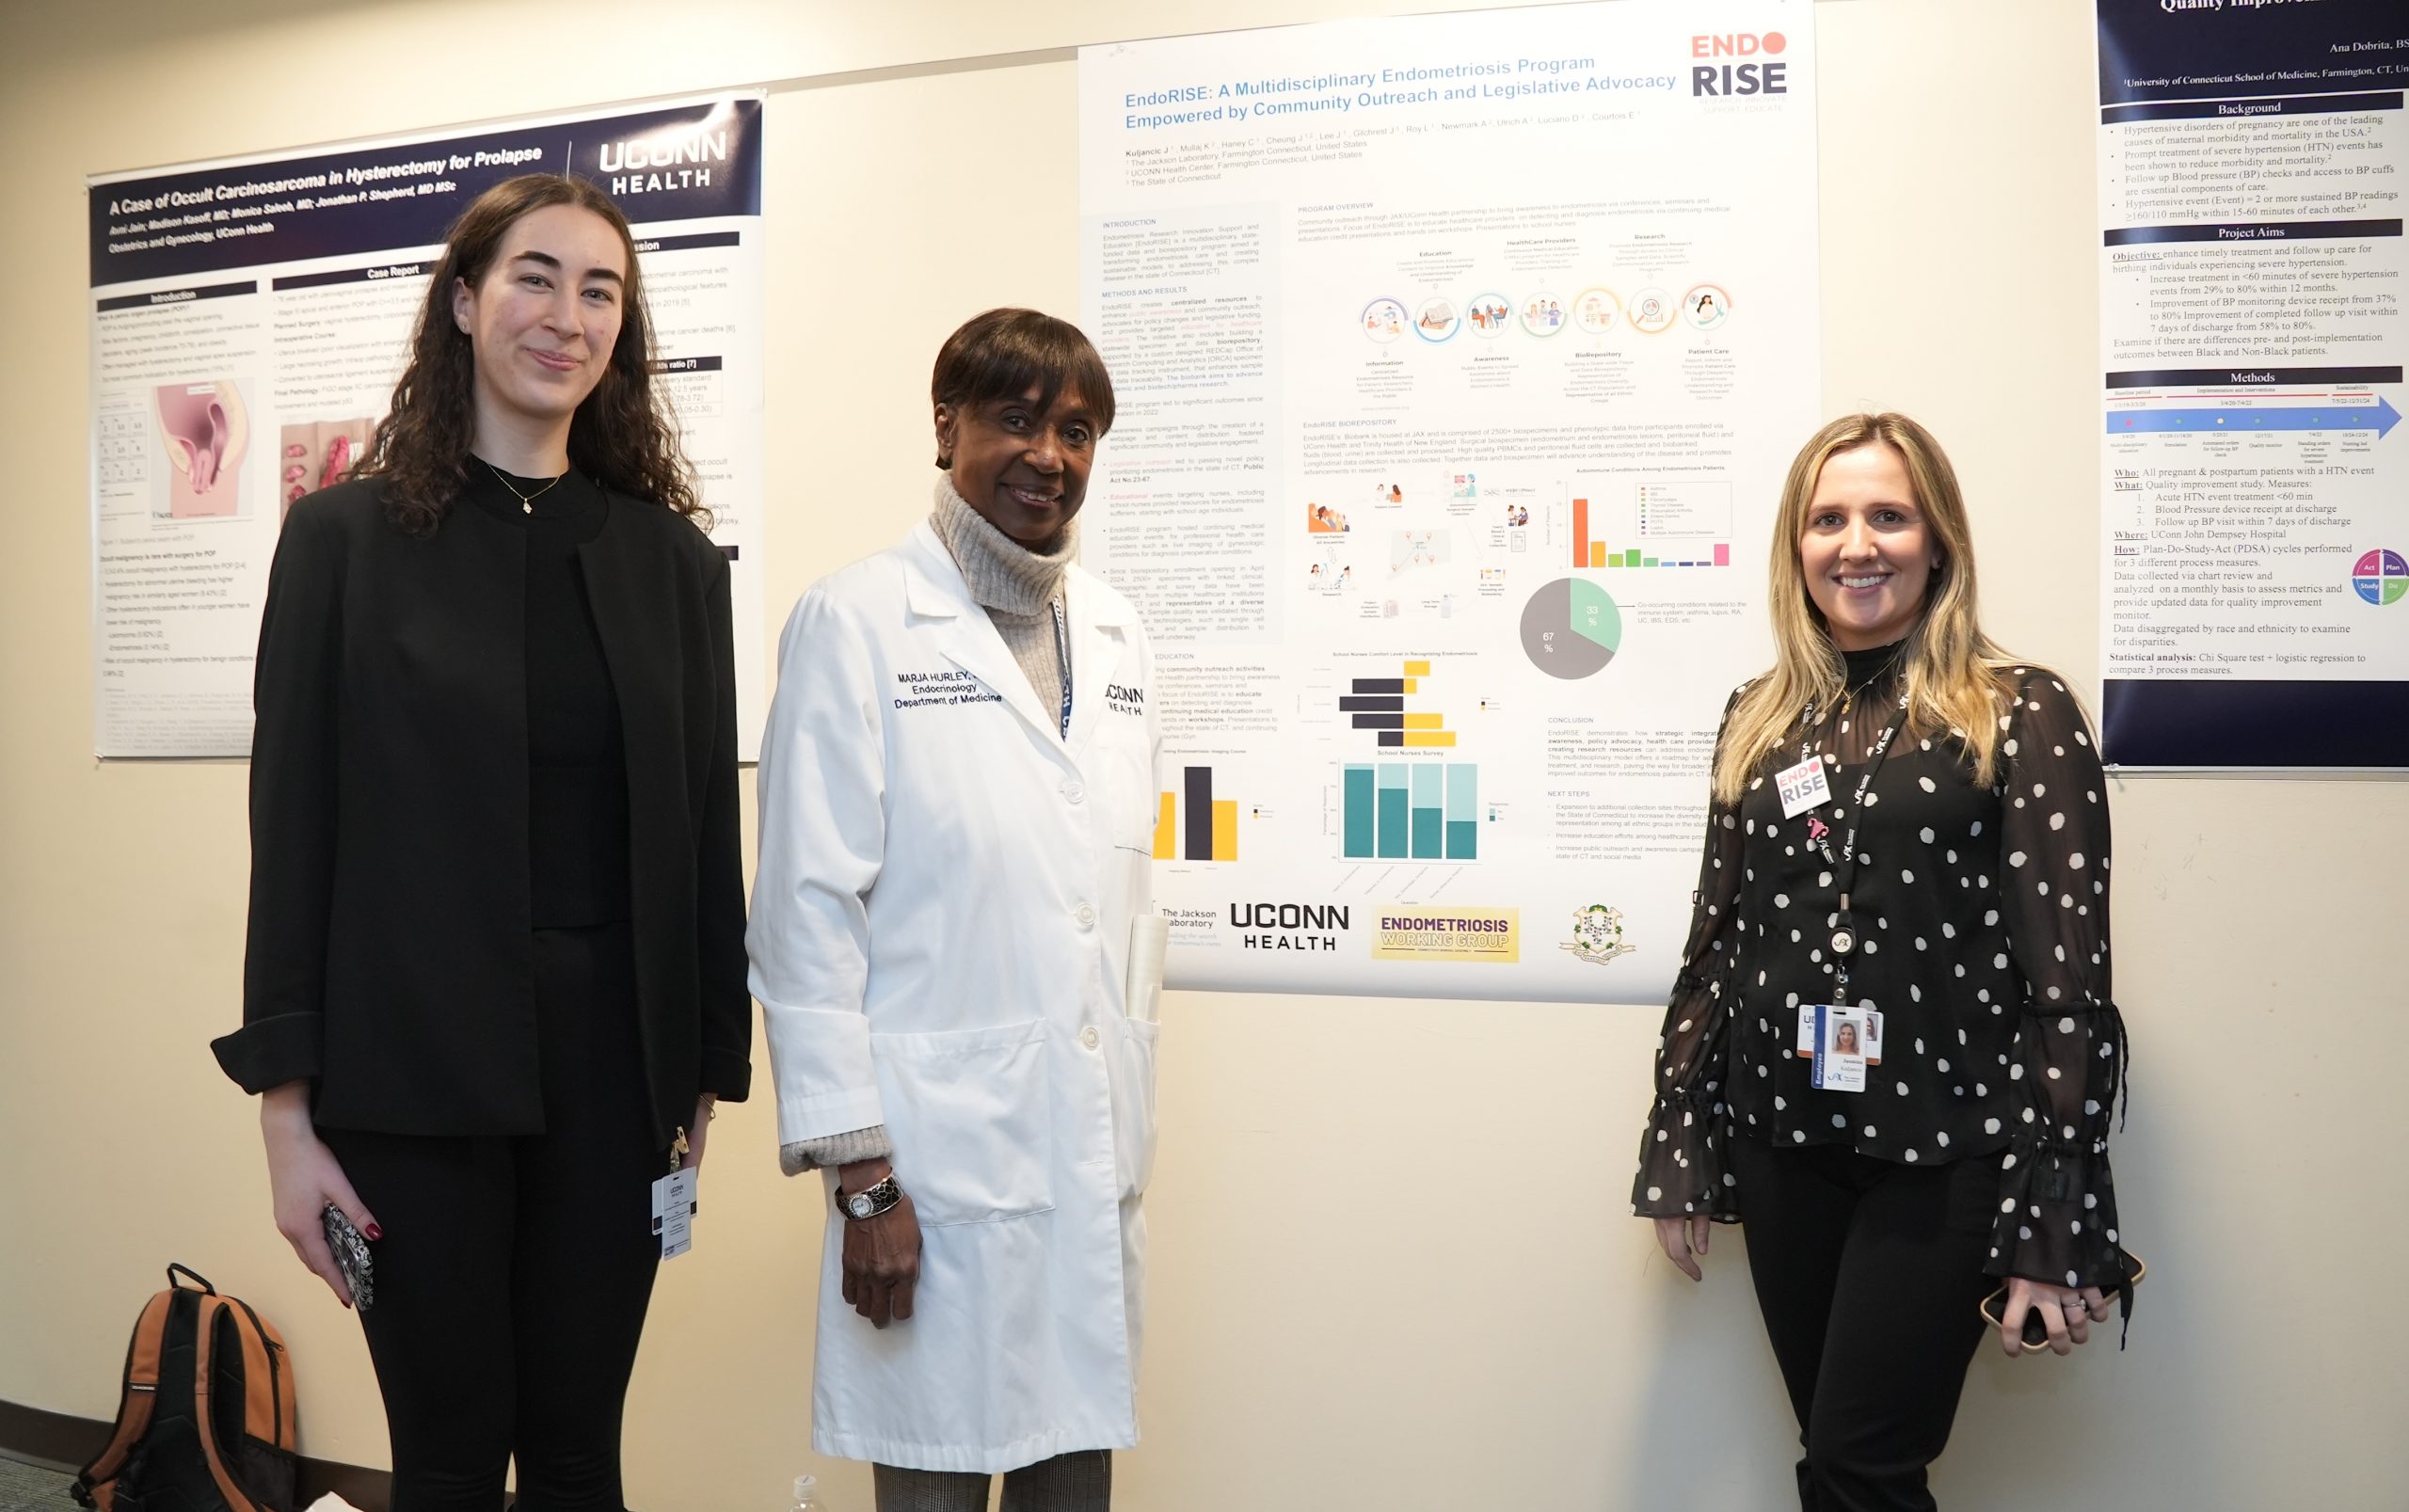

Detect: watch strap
835,1172,902,1221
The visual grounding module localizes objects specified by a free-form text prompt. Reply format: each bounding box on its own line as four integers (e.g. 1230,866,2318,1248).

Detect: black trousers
320,924,665,1512
1728,1134,1998,1512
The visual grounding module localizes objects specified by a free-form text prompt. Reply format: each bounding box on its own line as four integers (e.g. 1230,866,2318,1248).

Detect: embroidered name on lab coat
892,669,1001,710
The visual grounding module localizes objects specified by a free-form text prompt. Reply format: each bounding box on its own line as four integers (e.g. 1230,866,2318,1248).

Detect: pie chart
1520,578,1620,678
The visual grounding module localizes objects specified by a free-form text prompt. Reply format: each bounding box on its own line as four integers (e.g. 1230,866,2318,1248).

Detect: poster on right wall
2095,0,2406,769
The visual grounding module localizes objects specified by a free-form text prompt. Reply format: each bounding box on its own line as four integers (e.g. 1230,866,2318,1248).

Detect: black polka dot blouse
1632,645,2131,1289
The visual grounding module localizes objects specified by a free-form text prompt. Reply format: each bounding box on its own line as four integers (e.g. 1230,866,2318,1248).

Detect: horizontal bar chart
1340,659,1456,747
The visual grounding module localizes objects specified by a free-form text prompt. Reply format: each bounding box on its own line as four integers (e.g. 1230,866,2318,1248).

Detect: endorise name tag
1797,1004,1882,1093
650,1169,697,1261
1775,753,1833,820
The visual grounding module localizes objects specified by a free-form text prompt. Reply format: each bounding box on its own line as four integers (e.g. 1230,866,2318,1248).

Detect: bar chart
1337,659,1456,748
1567,487,1731,569
1342,761,1478,861
1153,765,1238,862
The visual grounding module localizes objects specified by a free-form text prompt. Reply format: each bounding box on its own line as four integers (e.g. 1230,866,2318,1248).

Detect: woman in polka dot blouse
1633,413,2130,1510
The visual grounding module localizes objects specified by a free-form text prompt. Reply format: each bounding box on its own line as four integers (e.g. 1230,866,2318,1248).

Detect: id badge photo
1797,1004,1883,1092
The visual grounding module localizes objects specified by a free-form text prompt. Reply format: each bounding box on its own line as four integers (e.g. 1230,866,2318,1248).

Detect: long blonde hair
1712,414,2013,805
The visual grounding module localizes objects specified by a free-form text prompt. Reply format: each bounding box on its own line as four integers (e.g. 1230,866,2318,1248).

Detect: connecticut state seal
1561,903,1636,966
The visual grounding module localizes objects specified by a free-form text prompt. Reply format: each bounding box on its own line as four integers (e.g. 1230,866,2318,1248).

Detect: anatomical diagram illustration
153,379,250,521
278,418,375,518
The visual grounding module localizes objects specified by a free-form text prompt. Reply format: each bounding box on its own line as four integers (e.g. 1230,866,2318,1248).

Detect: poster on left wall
86,93,767,758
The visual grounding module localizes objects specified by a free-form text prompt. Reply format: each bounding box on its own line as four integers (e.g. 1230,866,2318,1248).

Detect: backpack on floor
72,1263,299,1512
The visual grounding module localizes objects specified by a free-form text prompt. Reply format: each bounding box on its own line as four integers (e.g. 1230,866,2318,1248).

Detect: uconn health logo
1230,902,1349,951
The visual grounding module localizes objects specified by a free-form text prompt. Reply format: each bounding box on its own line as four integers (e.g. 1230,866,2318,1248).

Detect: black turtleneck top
1633,644,2130,1290
464,465,630,927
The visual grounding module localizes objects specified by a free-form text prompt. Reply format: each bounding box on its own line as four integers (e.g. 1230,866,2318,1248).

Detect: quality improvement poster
1078,1,1820,1002
2096,0,2407,768
88,93,769,759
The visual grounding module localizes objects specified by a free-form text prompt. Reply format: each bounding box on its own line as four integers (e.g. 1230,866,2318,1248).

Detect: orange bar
1211,800,1237,862
1590,541,1606,568
1404,713,1445,729
1402,678,1418,692
1404,660,1432,676
1572,497,1588,568
1153,792,1176,860
1401,731,1458,748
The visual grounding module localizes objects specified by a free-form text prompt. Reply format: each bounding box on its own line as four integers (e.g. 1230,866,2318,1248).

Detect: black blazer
211,478,751,1143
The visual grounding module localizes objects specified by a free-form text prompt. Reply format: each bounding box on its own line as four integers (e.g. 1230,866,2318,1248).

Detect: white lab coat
750,519,1163,1473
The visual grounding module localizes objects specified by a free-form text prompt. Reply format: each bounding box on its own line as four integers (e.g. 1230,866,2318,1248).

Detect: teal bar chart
1376,766,1410,858
1445,764,1478,858
1342,765,1377,856
1411,765,1444,858
1344,761,1478,861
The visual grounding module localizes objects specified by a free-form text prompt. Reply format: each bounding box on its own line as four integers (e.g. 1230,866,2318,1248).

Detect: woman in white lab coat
750,309,1162,1511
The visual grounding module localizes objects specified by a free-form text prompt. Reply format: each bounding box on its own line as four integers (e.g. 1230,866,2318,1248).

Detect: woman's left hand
679,1094,717,1170
2000,1277,2109,1357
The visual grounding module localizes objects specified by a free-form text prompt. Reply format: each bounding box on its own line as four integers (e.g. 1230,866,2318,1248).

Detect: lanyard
1049,597,1073,740
1795,689,1910,995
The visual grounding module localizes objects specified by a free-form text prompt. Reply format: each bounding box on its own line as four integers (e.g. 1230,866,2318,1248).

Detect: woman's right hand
260,1082,378,1307
1652,1213,1710,1281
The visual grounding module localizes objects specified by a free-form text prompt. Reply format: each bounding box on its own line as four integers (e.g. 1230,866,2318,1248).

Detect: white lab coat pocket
870,1018,1055,1226
1112,1016,1162,1199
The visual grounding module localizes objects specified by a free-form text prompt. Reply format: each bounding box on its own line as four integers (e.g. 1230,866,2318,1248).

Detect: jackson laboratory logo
1561,904,1636,966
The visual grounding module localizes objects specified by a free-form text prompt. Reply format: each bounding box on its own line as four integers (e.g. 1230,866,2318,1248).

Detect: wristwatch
835,1172,903,1221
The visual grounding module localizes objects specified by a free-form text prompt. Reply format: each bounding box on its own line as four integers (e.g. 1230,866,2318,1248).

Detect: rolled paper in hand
1125,913,1169,1024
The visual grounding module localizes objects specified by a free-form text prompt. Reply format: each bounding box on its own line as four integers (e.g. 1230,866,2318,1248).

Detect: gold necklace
480,456,567,515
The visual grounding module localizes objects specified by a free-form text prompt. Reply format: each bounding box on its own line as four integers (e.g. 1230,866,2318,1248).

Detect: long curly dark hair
351,174,701,534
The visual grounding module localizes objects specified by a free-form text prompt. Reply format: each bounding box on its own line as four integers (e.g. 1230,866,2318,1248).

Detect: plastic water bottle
790,1474,827,1512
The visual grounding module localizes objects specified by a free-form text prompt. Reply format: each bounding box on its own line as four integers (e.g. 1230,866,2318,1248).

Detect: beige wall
2,1,2401,1506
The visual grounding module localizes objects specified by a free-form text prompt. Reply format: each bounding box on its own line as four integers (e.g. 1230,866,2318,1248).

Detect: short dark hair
931,308,1116,467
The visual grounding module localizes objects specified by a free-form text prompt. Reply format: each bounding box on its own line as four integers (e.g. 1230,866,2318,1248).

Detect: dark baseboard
0,1397,392,1508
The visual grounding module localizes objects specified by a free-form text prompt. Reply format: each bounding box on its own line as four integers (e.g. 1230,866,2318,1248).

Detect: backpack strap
225,1296,296,1451
191,1294,266,1512
72,1289,173,1511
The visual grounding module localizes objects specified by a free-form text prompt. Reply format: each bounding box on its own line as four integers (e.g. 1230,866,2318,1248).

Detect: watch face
847,1193,874,1219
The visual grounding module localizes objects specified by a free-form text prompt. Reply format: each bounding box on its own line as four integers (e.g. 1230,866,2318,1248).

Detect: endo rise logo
1689,32,1790,96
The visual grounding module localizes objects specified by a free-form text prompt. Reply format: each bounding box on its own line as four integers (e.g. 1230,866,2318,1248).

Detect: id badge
1775,754,1832,820
1797,1005,1880,1092
649,1169,696,1260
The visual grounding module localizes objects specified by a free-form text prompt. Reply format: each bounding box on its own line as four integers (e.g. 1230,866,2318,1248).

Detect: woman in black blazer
212,173,749,1510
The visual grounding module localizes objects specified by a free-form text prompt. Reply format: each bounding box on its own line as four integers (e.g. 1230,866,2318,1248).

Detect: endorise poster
88,93,768,758
1079,0,1820,1002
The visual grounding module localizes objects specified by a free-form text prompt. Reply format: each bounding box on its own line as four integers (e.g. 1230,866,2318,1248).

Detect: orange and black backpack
72,1264,299,1512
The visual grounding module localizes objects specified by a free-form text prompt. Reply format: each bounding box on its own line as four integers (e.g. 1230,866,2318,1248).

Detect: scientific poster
1078,0,1820,1001
2095,0,2406,768
88,94,768,758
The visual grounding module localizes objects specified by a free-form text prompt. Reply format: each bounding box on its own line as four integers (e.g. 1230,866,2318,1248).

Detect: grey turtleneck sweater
779,476,1079,1177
